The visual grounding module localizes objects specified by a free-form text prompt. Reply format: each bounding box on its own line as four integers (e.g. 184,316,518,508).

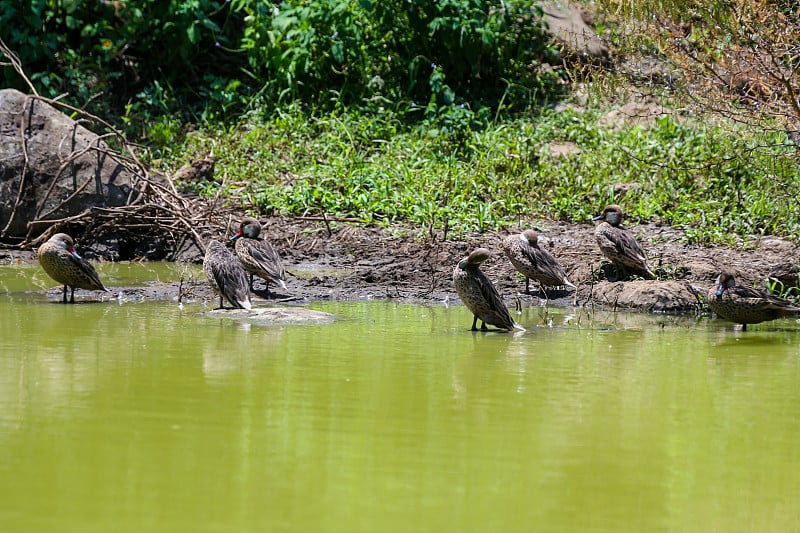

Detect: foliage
239,0,562,121
1,0,561,129
5,0,800,247
597,0,800,131
160,104,800,243
0,0,242,120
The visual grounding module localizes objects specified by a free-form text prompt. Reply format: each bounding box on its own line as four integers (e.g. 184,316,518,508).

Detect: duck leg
614,264,628,282
471,315,479,331
539,281,549,303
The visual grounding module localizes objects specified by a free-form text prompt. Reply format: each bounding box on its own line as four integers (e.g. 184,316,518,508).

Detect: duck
230,217,287,297
502,229,576,295
453,248,521,332
37,233,108,303
593,204,655,280
708,270,800,330
203,239,252,310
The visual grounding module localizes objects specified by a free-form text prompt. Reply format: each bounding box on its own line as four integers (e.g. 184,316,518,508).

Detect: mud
4,217,799,314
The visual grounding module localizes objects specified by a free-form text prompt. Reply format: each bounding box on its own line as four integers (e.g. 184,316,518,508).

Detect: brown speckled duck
708,271,800,330
453,248,521,332
230,217,287,297
502,230,575,294
593,204,655,280
37,233,108,303
203,240,252,310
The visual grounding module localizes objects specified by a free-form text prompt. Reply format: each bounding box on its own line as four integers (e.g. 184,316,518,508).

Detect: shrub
0,0,244,120
1,0,562,130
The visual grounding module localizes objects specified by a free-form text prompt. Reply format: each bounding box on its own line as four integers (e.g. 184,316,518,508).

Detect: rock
591,280,701,313
0,88,138,239
598,101,672,131
756,236,796,253
173,157,216,199
682,260,721,282
548,141,581,157
618,56,682,86
768,262,800,289
541,1,610,63
204,306,336,325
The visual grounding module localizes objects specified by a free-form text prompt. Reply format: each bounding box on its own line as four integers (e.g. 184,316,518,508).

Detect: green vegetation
1,0,558,122
160,104,800,243
3,0,800,244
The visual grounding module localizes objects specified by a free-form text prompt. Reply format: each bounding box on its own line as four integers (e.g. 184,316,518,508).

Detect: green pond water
2,262,800,532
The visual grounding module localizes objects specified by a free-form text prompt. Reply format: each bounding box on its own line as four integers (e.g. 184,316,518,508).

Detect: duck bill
715,286,724,297
230,230,243,241
592,215,603,221
68,247,83,260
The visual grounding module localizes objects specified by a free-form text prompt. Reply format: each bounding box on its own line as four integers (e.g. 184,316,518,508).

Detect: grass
149,101,800,244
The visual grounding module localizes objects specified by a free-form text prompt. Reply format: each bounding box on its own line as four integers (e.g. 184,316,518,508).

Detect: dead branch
0,37,237,256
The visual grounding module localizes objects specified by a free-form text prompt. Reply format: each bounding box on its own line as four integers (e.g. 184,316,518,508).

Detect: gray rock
541,1,610,63
0,88,138,239
592,280,700,313
204,306,337,326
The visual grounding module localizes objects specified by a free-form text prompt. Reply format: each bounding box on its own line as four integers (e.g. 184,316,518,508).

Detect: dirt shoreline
3,217,798,313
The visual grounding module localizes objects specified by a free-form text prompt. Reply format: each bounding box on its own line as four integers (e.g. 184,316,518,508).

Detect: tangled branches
1,38,230,256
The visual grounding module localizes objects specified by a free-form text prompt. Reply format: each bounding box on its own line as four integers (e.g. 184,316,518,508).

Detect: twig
0,96,33,238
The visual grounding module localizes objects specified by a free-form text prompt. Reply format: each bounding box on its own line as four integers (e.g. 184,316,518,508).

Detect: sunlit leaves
163,105,800,242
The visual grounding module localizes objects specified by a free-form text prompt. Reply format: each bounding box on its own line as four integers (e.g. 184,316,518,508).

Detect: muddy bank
4,217,799,313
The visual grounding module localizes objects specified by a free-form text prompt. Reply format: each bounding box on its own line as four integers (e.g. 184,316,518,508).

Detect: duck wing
242,239,285,280
72,255,108,291
611,227,647,263
475,270,515,330
729,285,800,311
524,243,569,285
217,260,252,310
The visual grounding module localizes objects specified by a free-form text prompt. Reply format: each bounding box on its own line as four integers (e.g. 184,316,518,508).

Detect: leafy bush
1,0,561,130
165,104,800,242
241,0,561,115
0,0,243,120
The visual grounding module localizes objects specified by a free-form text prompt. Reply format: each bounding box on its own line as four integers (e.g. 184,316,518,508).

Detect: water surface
1,263,800,532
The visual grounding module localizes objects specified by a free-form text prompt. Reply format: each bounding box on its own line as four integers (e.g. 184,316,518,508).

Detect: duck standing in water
708,270,800,330
593,204,655,280
502,229,575,295
37,233,108,303
230,217,287,297
203,240,252,310
453,248,521,332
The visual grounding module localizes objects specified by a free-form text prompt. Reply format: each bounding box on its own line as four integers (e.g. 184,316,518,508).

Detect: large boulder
0,88,137,240
591,280,701,313
541,1,610,63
